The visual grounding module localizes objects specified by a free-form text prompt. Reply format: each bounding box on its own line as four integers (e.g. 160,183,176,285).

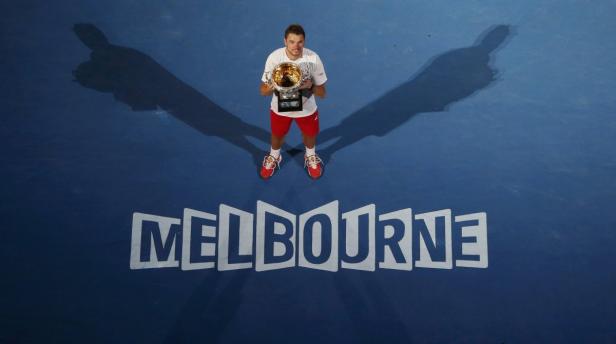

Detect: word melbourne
130,201,488,272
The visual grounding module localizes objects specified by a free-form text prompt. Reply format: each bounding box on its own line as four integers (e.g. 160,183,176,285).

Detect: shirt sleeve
312,54,327,86
261,53,276,83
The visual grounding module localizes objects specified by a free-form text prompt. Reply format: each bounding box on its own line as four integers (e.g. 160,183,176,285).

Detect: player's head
285,24,305,39
284,24,305,59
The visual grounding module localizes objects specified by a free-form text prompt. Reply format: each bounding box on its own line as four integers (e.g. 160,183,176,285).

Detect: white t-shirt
261,47,327,118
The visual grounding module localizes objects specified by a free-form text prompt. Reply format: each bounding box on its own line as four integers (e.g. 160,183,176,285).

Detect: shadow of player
162,270,249,343
312,25,512,164
333,272,412,343
72,23,271,166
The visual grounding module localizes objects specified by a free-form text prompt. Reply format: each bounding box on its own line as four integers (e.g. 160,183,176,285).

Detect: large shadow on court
162,270,249,343
72,23,270,165
334,272,412,343
316,25,513,163
73,24,512,168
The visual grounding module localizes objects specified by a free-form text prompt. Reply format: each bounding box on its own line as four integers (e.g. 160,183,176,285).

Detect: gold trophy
267,62,310,112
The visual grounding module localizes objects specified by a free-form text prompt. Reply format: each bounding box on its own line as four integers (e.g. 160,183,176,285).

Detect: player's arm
260,82,274,96
312,82,326,98
260,56,275,96
299,79,326,98
310,54,327,98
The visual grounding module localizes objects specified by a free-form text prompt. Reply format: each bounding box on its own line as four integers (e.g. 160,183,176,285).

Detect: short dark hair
285,24,305,39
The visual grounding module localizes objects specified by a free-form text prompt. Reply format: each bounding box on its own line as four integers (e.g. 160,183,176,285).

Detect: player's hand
260,81,276,96
300,79,313,90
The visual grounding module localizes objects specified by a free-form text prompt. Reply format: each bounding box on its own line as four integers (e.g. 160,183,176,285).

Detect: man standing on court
259,24,327,179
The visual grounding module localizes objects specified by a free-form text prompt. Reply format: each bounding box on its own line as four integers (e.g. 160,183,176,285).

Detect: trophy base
277,92,302,112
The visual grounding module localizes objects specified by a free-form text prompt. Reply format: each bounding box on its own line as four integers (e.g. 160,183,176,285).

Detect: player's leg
296,111,323,179
261,111,292,179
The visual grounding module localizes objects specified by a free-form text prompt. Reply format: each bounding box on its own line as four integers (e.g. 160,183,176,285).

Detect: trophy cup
267,62,310,112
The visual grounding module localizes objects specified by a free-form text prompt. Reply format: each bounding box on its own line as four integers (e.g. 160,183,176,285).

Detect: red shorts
270,110,320,137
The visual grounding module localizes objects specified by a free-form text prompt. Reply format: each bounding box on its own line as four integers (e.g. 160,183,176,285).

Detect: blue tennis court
2,1,615,343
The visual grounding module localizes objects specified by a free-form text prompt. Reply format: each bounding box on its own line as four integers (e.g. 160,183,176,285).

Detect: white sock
270,147,281,158
305,146,316,157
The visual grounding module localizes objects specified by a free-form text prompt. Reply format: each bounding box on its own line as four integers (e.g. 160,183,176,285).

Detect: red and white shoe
260,154,281,179
304,154,324,179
